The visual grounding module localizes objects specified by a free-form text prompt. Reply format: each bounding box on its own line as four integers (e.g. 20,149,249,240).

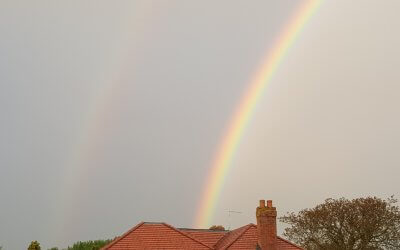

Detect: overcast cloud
1,1,400,249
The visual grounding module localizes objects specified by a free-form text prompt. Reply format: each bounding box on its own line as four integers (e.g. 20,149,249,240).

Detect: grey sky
1,1,400,249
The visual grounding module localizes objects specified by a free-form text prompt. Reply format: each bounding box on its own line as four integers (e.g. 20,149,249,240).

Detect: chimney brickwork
256,200,277,250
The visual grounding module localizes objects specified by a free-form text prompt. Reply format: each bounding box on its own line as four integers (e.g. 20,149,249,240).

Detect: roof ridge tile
161,222,213,249
223,224,254,249
214,224,253,249
277,236,304,250
101,222,145,250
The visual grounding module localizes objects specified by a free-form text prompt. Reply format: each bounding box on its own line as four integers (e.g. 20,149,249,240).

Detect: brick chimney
256,200,277,250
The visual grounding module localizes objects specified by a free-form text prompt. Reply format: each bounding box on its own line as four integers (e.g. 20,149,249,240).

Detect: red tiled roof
102,222,211,250
214,224,254,249
102,222,302,250
179,228,227,248
216,224,303,250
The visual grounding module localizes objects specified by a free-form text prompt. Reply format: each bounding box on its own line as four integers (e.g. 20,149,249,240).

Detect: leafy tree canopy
66,239,112,250
280,196,400,250
28,241,41,250
209,225,225,231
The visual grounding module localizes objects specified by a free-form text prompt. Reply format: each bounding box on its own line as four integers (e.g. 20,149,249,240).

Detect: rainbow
50,1,167,241
195,0,322,228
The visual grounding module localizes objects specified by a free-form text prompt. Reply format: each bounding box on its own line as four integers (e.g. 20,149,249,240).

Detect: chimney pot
267,200,273,208
259,200,266,208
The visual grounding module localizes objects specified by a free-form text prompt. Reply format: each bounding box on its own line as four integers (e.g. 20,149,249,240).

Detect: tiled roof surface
218,224,303,250
179,228,227,248
277,237,304,250
224,224,258,249
102,222,211,250
214,224,253,249
102,222,302,250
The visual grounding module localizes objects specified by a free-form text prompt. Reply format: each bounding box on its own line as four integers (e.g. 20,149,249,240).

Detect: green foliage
209,225,225,230
280,196,400,250
47,248,58,250
66,239,112,250
28,241,41,250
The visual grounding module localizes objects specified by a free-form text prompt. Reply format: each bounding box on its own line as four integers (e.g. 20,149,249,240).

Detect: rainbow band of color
195,0,321,228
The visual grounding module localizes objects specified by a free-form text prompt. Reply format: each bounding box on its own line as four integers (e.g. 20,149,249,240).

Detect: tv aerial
227,210,242,230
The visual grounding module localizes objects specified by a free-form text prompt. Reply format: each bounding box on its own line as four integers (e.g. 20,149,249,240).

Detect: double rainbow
195,0,321,228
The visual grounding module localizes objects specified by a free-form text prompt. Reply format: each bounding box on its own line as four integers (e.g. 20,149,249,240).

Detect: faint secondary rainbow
195,0,322,228
50,2,172,241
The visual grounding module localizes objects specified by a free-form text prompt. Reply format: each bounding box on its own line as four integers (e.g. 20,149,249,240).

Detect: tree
66,239,112,250
209,225,225,231
28,241,41,250
280,196,400,250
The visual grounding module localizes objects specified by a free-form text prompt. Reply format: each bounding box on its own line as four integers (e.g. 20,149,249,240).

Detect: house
102,200,302,250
